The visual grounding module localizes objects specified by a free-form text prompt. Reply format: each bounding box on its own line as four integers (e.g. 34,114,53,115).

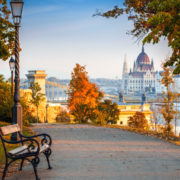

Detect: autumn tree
30,82,45,123
95,0,180,73
160,67,177,138
20,93,36,126
0,0,15,61
56,110,70,123
128,112,148,129
97,99,119,125
93,109,107,125
68,64,103,123
151,105,160,132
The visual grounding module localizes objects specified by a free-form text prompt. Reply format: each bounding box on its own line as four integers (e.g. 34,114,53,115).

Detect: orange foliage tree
68,64,103,123
0,0,15,61
160,67,177,138
128,112,148,129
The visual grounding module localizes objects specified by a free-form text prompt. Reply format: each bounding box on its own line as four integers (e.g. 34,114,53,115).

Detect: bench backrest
0,124,20,136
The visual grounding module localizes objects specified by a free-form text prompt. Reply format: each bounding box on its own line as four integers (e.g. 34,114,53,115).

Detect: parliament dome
136,46,150,64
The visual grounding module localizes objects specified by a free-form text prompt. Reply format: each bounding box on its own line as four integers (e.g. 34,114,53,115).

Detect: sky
0,0,171,80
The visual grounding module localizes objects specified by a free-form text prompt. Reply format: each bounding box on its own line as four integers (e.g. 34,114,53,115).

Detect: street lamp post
9,57,15,96
10,0,24,140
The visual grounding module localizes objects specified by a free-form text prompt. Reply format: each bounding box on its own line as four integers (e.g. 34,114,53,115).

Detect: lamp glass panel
11,2,23,17
14,17,21,24
9,60,15,71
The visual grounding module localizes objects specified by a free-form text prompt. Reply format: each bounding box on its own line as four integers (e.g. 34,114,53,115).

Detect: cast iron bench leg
44,149,52,169
2,162,9,180
19,158,24,171
31,157,40,180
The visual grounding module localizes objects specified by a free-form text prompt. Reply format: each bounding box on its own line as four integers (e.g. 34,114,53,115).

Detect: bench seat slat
0,124,20,136
30,143,49,154
8,145,28,156
8,144,49,156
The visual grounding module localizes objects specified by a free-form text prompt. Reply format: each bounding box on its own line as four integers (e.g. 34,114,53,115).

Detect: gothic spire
133,61,136,71
123,54,128,75
151,58,154,64
142,45,144,53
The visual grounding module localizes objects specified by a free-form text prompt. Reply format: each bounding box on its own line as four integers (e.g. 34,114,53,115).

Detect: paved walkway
7,124,180,180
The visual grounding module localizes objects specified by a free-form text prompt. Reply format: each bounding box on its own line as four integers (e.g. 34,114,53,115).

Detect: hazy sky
1,0,171,80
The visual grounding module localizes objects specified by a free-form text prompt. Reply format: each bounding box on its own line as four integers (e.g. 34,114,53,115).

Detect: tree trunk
37,106,39,123
175,95,178,136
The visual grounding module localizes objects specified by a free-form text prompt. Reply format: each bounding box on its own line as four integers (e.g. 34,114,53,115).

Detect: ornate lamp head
10,0,24,25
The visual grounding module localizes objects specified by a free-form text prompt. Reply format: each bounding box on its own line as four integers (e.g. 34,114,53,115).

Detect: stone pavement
6,124,180,180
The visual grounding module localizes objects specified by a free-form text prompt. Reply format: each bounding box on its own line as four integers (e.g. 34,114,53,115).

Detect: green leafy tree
0,75,34,125
160,67,177,138
96,0,180,73
97,99,119,124
30,82,45,123
0,0,15,61
0,75,13,122
128,111,148,129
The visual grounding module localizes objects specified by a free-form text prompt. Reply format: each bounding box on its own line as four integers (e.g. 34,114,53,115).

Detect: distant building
121,47,180,95
155,71,180,94
122,46,155,94
21,70,62,123
173,75,180,93
26,70,47,95
155,71,166,94
117,93,152,126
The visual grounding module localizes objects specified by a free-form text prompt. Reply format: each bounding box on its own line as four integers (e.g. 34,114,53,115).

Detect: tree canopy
56,110,70,123
68,64,103,123
0,74,35,124
0,74,13,122
0,0,14,61
20,92,36,125
97,99,119,124
96,0,180,74
160,67,177,137
128,111,148,129
30,82,45,123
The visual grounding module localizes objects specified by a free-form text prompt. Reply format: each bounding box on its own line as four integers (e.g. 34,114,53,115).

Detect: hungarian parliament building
121,46,180,94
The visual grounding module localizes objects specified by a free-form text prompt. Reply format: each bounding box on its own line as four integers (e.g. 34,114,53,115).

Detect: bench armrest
20,133,52,146
3,138,40,155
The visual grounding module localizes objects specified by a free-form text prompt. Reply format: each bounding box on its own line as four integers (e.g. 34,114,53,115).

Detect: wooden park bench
0,124,52,180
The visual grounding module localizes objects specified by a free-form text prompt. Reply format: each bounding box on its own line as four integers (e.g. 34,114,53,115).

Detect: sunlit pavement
7,124,180,180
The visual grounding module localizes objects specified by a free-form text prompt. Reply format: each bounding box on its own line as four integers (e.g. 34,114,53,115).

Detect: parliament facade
122,46,155,94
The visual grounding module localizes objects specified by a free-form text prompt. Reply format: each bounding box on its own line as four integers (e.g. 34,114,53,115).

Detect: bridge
45,80,68,101
20,80,68,102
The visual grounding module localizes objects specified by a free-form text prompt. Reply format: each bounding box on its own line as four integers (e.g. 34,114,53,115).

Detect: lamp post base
11,103,22,141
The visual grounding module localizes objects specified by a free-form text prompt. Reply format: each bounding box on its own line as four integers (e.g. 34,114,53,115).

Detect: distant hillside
90,78,121,87
47,77,69,86
47,77,121,87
